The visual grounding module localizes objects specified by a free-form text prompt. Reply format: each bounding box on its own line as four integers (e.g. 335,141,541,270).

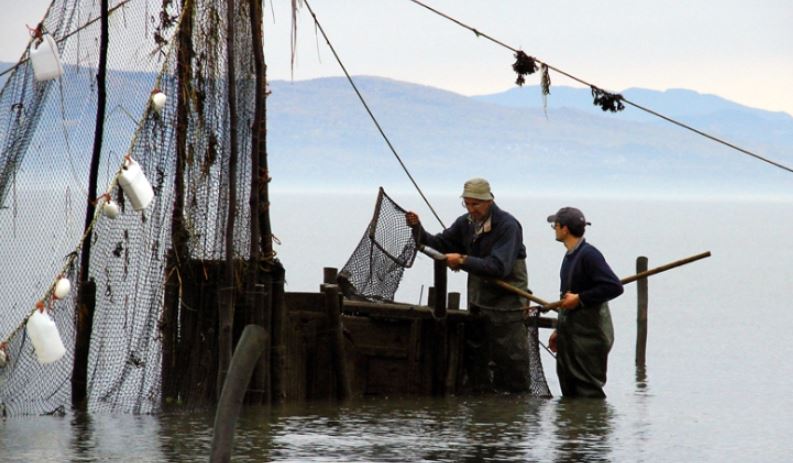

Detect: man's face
462,198,492,222
553,222,567,242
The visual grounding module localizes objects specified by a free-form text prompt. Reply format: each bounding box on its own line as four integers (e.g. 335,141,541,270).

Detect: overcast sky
3,0,792,116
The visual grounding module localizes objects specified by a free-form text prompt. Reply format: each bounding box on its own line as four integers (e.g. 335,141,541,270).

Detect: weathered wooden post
210,325,268,463
323,267,338,285
432,260,448,394
432,260,447,319
447,292,460,311
322,283,351,400
635,256,648,367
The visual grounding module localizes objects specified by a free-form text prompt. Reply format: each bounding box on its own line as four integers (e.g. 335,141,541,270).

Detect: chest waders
556,246,615,398
465,259,538,393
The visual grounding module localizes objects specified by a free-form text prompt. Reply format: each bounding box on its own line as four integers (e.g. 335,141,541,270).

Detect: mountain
3,59,792,197
267,77,793,197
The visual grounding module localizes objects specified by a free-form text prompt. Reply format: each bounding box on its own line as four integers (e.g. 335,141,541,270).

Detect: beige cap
461,177,494,200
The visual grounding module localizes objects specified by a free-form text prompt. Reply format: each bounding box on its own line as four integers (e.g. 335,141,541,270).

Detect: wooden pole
210,325,268,463
218,0,240,397
322,284,351,400
621,251,711,285
635,256,648,367
270,263,287,402
447,292,461,311
432,259,447,319
323,267,338,285
162,0,196,405
72,0,109,410
498,251,711,311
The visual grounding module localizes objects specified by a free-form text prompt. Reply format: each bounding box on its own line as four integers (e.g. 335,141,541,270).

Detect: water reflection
70,412,95,461
552,398,614,462
635,365,649,392
0,394,620,461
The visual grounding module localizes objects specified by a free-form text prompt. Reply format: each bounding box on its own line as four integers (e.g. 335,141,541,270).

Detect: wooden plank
343,299,470,321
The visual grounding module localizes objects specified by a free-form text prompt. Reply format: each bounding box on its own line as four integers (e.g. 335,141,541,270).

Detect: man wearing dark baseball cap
546,206,623,398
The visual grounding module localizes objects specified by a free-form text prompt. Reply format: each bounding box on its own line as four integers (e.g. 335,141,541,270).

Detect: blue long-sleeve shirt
417,203,526,280
560,239,623,306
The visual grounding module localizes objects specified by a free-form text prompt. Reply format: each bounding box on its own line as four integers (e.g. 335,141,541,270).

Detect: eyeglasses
551,222,560,230
461,200,489,210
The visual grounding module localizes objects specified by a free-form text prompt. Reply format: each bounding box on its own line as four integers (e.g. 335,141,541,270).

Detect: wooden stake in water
635,256,649,367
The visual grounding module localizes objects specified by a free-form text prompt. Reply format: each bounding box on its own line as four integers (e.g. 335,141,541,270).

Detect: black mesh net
337,187,417,302
0,0,261,416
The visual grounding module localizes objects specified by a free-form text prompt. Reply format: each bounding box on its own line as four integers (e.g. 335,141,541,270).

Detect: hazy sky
3,0,792,116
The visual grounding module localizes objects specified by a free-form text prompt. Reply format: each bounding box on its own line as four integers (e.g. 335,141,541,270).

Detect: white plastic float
26,309,67,364
118,156,154,211
30,33,64,82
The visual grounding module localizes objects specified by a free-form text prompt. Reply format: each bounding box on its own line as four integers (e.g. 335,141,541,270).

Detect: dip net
338,187,417,302
0,0,264,416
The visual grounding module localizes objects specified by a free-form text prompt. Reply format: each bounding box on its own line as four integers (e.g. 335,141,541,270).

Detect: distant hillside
267,77,793,196
3,60,792,197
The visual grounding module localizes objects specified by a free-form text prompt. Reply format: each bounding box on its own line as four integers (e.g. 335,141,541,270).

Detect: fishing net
0,0,263,416
337,187,417,302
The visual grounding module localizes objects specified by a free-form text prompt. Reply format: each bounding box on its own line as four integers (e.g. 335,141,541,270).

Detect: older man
547,207,623,398
406,178,534,393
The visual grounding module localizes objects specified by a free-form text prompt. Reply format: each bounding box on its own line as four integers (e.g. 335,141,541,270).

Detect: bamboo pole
635,256,649,367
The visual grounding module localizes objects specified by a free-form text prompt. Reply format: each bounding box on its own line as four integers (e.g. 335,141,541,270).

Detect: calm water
2,192,793,461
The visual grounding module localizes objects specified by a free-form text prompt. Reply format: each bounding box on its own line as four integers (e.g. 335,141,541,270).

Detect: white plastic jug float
29,33,64,82
118,156,154,211
26,309,67,364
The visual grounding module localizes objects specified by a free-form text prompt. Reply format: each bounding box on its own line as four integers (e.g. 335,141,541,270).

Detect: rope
407,0,793,175
301,0,446,229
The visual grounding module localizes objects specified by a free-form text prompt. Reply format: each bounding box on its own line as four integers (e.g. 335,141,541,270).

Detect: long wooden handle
620,251,711,284
496,251,712,311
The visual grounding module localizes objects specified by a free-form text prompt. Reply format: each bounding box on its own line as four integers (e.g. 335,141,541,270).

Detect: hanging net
337,187,417,302
0,0,262,416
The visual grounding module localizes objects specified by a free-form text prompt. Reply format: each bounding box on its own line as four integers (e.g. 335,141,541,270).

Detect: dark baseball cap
547,207,591,228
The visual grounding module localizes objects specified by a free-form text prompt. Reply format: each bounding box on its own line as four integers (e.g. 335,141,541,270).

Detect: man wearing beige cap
406,178,535,393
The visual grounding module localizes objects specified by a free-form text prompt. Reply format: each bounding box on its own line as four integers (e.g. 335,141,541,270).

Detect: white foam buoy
29,33,64,82
118,156,154,211
26,309,67,364
53,277,71,300
0,349,7,368
102,200,120,219
151,90,167,113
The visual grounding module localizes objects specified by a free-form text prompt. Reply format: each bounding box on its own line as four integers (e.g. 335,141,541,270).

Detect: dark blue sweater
418,203,527,280
560,239,623,306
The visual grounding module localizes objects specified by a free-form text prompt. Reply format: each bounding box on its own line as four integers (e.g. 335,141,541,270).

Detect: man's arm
578,247,624,306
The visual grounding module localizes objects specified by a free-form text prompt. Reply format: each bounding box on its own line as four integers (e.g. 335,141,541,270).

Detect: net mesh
0,0,259,416
337,187,417,302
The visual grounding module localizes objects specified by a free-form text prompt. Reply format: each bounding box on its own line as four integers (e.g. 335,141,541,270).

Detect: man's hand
548,330,558,353
405,211,420,228
559,292,580,310
446,253,465,271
